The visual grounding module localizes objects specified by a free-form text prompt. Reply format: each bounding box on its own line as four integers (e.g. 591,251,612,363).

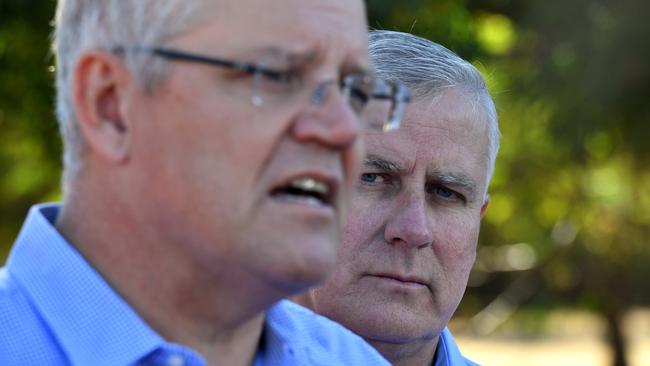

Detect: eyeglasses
113,46,411,131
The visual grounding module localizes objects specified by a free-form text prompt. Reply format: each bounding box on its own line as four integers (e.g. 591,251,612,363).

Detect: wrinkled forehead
367,89,490,150
185,0,369,64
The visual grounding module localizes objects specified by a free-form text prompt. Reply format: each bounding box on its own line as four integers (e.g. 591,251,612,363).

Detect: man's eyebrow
426,170,479,202
344,59,373,77
246,46,320,66
258,45,371,77
363,154,406,173
347,66,373,78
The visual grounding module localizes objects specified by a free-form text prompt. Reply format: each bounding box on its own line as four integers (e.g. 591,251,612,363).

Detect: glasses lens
341,74,374,115
251,53,301,107
250,59,411,133
360,79,410,131
361,97,393,130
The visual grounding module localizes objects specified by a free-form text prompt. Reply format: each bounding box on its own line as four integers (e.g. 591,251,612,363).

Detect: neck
56,187,281,365
368,336,439,366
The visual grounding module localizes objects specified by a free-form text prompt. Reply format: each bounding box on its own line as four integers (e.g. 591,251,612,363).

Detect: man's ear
72,50,133,163
480,195,489,219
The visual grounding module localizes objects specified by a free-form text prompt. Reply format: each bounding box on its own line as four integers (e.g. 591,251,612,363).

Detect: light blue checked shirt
433,328,480,366
0,204,389,366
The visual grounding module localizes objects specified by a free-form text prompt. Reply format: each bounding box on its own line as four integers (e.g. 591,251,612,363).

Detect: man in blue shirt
296,30,500,365
0,1,410,365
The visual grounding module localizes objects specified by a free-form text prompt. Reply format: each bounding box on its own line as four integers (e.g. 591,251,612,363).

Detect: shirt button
167,354,185,366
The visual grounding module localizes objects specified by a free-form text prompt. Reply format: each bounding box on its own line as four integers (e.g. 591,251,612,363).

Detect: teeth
270,176,334,207
288,177,329,196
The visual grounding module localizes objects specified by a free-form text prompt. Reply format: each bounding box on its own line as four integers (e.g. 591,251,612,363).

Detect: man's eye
259,68,296,84
360,173,393,186
430,186,465,203
254,68,301,97
360,173,378,183
433,187,453,198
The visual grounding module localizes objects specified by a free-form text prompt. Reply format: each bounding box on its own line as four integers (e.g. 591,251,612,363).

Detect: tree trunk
605,309,627,366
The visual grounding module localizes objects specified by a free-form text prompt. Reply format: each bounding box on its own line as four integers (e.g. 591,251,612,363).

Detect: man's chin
364,323,441,347
350,304,442,339
263,251,337,295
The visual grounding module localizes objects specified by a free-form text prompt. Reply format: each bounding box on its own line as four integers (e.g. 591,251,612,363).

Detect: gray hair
53,1,209,193
369,30,500,189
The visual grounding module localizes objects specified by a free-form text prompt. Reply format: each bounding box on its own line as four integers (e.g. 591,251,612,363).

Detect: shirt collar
256,300,306,363
433,327,474,366
7,203,164,366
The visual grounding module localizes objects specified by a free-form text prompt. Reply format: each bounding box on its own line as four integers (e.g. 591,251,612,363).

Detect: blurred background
1,0,648,365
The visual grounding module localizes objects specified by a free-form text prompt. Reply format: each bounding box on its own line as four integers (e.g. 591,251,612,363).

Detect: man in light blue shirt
296,30,499,365
0,1,411,365
1,204,388,365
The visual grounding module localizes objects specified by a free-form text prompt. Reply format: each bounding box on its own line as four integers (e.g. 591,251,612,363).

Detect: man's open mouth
270,176,334,207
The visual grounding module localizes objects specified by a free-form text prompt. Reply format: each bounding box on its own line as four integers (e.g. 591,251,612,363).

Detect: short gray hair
369,30,500,187
53,0,209,193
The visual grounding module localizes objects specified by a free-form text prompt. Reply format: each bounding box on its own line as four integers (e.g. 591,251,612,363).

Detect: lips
269,175,338,208
369,273,429,288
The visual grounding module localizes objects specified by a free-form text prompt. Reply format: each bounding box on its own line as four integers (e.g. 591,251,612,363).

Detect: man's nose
384,194,433,249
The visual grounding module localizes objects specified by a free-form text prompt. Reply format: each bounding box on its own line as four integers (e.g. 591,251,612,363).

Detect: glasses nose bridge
308,79,343,108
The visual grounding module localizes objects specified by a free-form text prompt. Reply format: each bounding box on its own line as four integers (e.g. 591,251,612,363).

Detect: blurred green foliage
0,0,60,260
0,0,648,364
